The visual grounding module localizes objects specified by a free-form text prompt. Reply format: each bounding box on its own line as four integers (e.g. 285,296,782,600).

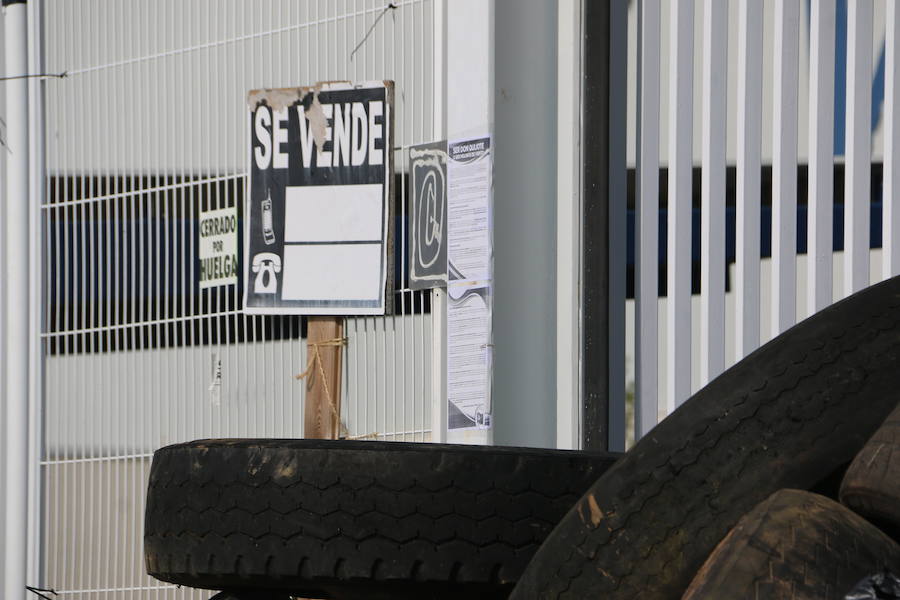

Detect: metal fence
38,1,440,597
629,0,900,438
24,0,900,595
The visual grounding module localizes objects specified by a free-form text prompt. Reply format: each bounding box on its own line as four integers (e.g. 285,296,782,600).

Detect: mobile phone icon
262,192,275,245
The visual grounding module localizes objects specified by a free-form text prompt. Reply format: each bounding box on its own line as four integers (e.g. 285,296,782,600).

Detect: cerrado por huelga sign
199,206,238,289
243,81,394,315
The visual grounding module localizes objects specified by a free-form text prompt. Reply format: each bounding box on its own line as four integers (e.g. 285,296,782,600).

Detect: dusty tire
511,275,900,600
841,402,900,540
144,439,619,599
682,490,900,600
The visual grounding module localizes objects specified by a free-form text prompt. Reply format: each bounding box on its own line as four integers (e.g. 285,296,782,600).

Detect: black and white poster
446,134,494,431
408,141,448,290
447,283,492,430
244,81,394,315
448,136,492,283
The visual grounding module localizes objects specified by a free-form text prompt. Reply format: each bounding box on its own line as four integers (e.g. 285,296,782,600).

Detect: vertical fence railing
699,0,726,387
38,1,440,597
771,0,799,337
665,0,692,414
844,0,873,297
635,0,660,438
807,0,836,316
629,0,893,442
734,0,762,360
886,1,900,279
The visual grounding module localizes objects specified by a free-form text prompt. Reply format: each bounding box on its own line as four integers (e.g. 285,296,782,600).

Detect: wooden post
304,316,345,439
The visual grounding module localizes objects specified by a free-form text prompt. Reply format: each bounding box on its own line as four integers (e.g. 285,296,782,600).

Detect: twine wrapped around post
296,337,350,439
296,328,379,441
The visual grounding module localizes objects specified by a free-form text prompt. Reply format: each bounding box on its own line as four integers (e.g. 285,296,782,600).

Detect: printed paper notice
199,206,238,289
447,283,492,430
448,137,492,283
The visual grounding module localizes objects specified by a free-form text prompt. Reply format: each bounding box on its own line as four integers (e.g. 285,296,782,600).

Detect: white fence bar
5,3,30,598
735,0,762,359
844,0,873,296
666,0,692,411
635,0,660,437
808,0,836,314
886,0,900,279
771,0,800,337
699,0,726,386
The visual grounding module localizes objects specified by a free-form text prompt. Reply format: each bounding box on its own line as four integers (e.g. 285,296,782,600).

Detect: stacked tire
144,439,619,599
681,402,900,599
145,275,900,599
511,275,900,599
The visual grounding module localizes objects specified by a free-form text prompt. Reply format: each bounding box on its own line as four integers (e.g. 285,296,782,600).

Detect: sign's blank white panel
281,244,383,301
284,184,383,242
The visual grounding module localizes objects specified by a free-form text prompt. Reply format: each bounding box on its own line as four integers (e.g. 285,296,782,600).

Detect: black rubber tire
841,402,900,540
144,439,619,599
209,592,293,600
682,489,900,600
511,275,900,600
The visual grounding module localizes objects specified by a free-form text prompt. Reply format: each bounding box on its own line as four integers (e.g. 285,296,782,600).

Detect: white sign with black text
199,206,239,289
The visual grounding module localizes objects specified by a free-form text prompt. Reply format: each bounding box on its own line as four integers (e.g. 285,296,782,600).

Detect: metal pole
581,0,628,451
26,0,44,587
606,0,627,451
581,0,611,451
4,0,30,598
430,0,448,444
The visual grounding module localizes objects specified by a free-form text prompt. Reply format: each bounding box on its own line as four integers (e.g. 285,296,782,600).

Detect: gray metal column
492,0,558,448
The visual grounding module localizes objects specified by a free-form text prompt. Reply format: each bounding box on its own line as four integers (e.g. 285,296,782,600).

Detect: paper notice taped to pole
447,282,492,430
446,134,493,431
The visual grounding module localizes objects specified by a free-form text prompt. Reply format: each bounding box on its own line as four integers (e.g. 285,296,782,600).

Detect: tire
841,402,900,539
144,439,619,599
682,489,900,600
511,275,900,600
209,592,293,600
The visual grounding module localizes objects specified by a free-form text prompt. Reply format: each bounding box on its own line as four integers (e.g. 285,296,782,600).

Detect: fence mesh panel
40,1,439,596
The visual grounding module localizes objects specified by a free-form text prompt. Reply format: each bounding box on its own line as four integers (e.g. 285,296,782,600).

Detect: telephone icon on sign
252,252,281,294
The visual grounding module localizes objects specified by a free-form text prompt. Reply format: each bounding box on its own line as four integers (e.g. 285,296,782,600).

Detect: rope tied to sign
296,337,378,441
